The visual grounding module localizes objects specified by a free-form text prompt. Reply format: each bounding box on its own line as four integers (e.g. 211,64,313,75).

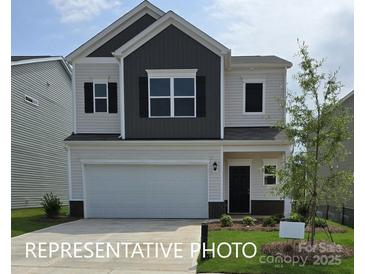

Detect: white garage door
84,164,208,218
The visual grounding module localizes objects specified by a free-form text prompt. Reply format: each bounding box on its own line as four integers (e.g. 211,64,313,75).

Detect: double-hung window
243,80,265,113
94,81,108,113
147,69,197,118
263,159,278,185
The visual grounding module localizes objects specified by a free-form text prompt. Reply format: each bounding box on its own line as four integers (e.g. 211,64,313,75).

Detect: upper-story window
243,80,265,113
94,81,108,113
146,69,197,118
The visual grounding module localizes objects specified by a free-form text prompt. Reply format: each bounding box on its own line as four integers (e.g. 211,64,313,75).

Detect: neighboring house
65,1,292,219
11,56,72,208
337,90,354,208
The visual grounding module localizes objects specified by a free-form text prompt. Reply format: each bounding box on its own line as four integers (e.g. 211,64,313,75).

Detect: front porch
209,143,292,218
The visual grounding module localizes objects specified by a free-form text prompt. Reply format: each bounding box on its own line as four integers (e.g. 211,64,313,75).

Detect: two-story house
12,56,72,208
65,1,292,219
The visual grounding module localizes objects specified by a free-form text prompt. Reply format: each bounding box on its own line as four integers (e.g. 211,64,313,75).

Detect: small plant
287,213,305,223
314,217,328,228
262,216,277,227
242,216,256,226
272,214,284,223
41,192,62,218
220,214,233,227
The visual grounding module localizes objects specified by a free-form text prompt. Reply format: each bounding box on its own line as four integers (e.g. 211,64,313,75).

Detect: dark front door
229,166,250,213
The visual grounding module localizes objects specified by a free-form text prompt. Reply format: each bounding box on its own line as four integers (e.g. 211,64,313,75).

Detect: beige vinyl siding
74,63,120,133
224,68,286,127
69,145,222,201
11,61,72,208
224,152,284,201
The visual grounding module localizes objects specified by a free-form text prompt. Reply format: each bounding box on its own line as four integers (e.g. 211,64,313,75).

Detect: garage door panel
84,164,208,218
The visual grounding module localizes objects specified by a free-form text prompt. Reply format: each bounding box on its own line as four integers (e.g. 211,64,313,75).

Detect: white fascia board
230,63,293,69
65,140,222,147
11,57,72,77
80,159,210,165
66,1,165,62
65,139,290,147
113,11,230,58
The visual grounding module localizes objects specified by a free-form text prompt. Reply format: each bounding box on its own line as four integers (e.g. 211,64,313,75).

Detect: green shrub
287,213,305,223
293,201,310,219
41,192,62,218
272,214,284,223
262,216,277,227
220,214,233,227
242,216,256,226
314,217,328,228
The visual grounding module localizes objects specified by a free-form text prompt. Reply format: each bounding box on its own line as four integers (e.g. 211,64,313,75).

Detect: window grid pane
150,78,170,96
150,98,171,116
95,98,107,112
95,83,107,97
174,98,195,117
174,78,194,96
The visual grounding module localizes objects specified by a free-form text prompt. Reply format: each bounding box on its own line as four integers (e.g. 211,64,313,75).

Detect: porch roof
224,127,287,141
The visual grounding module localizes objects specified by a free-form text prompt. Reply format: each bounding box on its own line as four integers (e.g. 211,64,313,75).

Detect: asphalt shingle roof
231,55,292,67
11,56,53,62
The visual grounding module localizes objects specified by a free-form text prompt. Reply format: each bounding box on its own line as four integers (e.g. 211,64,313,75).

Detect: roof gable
113,11,230,59
87,13,157,57
66,1,164,62
11,56,72,77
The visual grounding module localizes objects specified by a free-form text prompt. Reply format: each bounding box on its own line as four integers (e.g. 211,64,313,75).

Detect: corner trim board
119,57,125,139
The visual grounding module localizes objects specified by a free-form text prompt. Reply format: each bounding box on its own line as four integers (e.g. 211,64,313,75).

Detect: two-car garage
83,164,209,218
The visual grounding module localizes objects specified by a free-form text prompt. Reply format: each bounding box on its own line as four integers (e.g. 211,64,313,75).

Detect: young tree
277,42,353,245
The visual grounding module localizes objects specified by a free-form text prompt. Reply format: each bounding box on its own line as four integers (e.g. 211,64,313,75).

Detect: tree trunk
310,194,317,246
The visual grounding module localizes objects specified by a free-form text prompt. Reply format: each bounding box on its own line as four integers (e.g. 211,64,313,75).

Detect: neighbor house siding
224,68,286,127
11,61,72,208
74,63,120,133
69,145,222,201
224,152,284,202
124,25,221,139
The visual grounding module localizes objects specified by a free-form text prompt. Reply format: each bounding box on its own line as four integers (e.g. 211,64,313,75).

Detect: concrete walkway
12,219,203,274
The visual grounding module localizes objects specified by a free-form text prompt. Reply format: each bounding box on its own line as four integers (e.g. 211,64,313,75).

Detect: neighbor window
147,69,197,118
94,82,108,112
244,82,264,113
263,164,277,185
24,94,39,107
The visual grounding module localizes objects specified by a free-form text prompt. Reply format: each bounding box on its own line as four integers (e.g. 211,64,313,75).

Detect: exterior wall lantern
213,161,218,171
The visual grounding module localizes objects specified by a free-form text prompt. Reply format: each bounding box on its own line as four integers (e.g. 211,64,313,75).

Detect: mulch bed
261,240,353,263
207,219,347,233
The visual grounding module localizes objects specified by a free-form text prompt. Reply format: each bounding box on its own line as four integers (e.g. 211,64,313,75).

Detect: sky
11,0,354,97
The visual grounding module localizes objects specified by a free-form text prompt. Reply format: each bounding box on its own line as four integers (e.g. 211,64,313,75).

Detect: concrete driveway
12,219,203,274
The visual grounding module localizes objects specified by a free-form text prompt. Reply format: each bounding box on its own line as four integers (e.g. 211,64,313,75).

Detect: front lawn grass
197,221,353,273
12,207,77,237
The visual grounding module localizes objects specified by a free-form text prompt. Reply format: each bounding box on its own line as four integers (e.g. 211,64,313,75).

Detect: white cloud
50,0,122,23
204,0,354,93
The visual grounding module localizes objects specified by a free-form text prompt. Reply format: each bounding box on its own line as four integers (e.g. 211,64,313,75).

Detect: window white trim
146,69,197,118
146,69,197,78
93,80,109,113
242,79,265,114
262,159,278,186
24,94,39,107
